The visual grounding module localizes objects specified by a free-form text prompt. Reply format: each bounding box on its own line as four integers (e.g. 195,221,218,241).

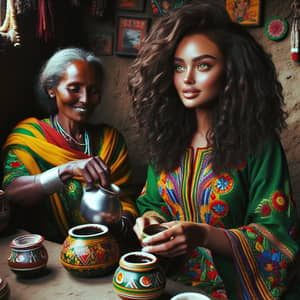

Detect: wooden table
0,230,211,300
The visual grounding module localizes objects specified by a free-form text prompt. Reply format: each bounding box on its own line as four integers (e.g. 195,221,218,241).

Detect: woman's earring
48,92,55,98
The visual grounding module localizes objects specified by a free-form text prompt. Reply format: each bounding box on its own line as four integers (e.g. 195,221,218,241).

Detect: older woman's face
173,34,224,110
50,60,101,123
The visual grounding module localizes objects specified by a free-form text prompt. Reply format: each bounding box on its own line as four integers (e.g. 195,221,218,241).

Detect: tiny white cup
171,292,211,300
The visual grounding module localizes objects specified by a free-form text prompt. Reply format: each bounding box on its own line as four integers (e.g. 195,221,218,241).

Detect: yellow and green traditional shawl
2,117,137,242
137,137,299,300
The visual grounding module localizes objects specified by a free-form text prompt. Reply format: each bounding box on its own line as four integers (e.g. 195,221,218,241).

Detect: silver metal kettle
80,183,121,225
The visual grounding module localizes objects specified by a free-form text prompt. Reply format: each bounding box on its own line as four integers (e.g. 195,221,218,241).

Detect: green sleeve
136,165,172,221
225,136,299,299
246,136,297,250
2,149,30,189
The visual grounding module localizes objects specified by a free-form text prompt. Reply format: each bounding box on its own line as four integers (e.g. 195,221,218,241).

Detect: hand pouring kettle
80,183,121,225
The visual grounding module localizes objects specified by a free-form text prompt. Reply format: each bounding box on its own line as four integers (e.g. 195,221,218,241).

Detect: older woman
1,47,137,243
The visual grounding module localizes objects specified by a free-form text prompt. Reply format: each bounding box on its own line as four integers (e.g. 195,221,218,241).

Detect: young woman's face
50,60,101,123
173,34,224,109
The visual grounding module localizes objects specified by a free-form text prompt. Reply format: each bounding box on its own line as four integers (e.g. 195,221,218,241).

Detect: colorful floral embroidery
211,290,228,299
200,205,212,224
65,180,82,201
257,250,281,276
209,200,229,217
237,225,290,296
272,191,287,211
256,193,288,217
174,248,226,295
10,161,22,168
261,204,271,216
212,174,233,194
68,181,77,193
3,151,30,188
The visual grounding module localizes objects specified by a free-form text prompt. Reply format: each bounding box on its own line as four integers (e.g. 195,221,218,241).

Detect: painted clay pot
0,277,10,300
0,191,10,233
7,234,48,278
60,223,119,277
113,251,166,300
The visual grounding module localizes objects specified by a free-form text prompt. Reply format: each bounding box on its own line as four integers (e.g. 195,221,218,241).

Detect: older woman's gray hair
36,47,104,115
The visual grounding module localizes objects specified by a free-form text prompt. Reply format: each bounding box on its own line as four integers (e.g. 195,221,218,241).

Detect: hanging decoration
15,0,37,15
38,0,55,43
0,0,21,47
290,0,300,61
89,0,107,18
264,17,289,41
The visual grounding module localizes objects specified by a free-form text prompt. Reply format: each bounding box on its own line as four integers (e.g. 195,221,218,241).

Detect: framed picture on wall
115,16,149,56
225,0,262,26
116,0,146,12
151,0,185,16
89,32,114,56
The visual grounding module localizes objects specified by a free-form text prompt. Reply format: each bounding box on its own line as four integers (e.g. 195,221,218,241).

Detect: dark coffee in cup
143,224,168,237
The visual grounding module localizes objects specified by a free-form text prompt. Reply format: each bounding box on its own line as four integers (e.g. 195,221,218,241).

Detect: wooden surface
0,229,211,300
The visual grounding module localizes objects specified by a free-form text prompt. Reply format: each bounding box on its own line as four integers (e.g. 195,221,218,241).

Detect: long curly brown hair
129,0,286,174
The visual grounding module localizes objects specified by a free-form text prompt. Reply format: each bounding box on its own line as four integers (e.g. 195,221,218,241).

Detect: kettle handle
84,183,119,195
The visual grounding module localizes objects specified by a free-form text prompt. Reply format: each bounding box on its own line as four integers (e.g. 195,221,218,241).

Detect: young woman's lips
182,88,200,99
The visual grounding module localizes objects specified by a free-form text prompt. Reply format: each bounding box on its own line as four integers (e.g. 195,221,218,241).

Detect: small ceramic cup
7,234,48,278
171,292,211,300
142,224,168,240
142,224,172,271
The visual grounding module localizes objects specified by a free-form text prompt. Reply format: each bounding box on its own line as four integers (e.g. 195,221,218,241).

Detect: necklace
51,115,91,155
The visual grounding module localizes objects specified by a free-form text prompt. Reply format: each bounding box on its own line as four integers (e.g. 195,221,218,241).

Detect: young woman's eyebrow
174,54,217,62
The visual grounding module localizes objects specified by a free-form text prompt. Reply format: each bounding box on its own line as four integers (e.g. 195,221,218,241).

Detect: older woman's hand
59,156,111,188
141,221,209,257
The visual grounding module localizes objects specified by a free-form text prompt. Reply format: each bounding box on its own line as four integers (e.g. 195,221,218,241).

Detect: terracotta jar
60,223,119,277
113,251,166,300
7,234,48,278
0,277,10,300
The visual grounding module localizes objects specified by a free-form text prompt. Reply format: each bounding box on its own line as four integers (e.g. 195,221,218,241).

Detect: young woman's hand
141,221,209,257
59,156,111,188
133,216,162,242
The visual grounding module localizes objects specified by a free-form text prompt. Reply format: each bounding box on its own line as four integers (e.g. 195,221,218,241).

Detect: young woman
1,48,137,244
129,1,299,299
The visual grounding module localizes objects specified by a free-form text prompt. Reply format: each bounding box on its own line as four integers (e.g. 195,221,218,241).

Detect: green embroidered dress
137,137,299,300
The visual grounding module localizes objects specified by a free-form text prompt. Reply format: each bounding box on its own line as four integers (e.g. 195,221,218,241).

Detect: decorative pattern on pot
113,251,166,300
7,234,48,278
60,223,119,277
